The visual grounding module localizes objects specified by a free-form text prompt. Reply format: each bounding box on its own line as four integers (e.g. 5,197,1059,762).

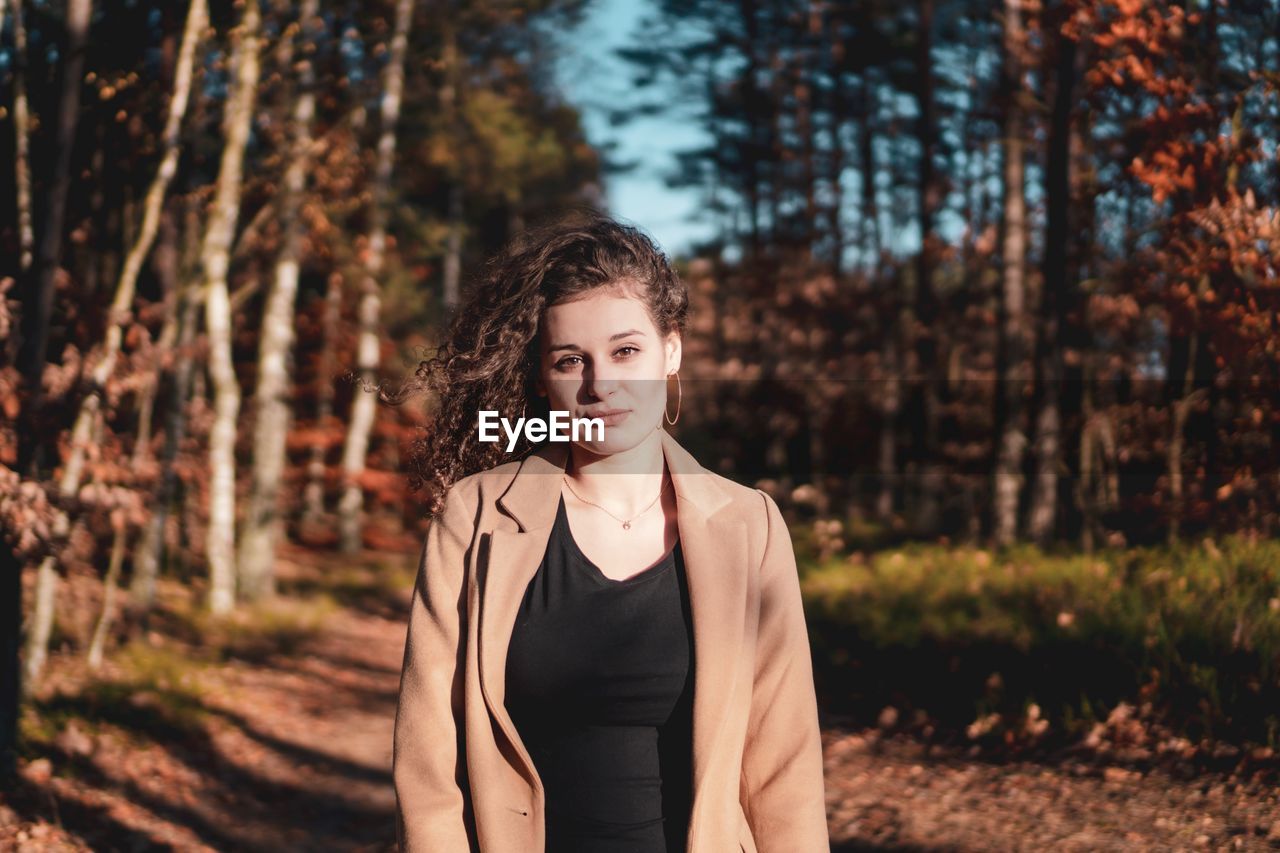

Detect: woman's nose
583,363,621,399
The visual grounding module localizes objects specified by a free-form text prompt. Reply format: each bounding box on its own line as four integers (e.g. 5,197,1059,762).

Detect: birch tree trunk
203,0,262,613
238,0,320,601
337,0,413,553
993,0,1028,547
132,203,201,608
123,285,168,611
84,407,122,671
86,524,128,671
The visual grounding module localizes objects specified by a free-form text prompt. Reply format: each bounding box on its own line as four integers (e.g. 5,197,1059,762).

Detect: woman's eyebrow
546,330,647,351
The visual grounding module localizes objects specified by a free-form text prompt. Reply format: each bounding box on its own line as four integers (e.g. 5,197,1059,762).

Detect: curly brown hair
403,210,690,517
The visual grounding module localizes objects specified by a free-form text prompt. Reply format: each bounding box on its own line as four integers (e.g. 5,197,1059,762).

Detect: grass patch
277,555,417,618
21,641,213,760
801,534,1280,750
18,561,359,772
168,594,340,663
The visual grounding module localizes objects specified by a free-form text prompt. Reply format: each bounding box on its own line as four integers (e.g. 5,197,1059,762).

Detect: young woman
392,213,828,853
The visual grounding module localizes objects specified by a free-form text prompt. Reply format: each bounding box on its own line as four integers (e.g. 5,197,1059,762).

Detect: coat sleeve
740,490,830,853
393,486,479,852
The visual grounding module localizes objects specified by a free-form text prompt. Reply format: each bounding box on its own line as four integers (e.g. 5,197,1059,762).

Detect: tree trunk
19,0,91,383
914,0,936,320
338,0,413,553
132,202,201,609
826,33,846,279
797,2,820,263
911,0,943,536
1077,356,1119,553
9,0,34,276
443,181,464,311
1168,313,1208,544
202,0,262,613
859,74,880,276
302,271,343,528
17,0,94,688
740,0,763,262
1077,362,1097,553
3,0,34,769
1027,22,1076,544
238,0,319,601
863,72,894,520
993,0,1028,547
86,525,128,671
82,406,120,671
441,19,463,312
52,0,205,542
877,324,900,523
766,43,784,255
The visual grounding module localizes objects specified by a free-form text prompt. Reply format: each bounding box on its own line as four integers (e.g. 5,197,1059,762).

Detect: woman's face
536,286,681,456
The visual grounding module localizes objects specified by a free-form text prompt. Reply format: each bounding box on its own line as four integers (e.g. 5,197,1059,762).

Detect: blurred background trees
0,0,601,776
1,0,1277,778
620,0,1279,549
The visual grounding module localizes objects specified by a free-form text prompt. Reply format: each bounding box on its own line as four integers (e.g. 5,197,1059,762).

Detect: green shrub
801,534,1280,749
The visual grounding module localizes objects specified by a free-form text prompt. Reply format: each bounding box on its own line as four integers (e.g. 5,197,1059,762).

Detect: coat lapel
477,445,566,791
475,431,749,812
658,431,748,813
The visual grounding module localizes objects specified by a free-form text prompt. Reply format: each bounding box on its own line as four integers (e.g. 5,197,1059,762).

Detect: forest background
1,0,1279,848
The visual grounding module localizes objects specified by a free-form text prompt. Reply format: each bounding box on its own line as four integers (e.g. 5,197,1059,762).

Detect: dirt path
822,730,1280,852
4,549,1280,851
3,548,409,853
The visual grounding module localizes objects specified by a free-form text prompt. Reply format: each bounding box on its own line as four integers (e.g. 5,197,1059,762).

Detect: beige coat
392,429,829,852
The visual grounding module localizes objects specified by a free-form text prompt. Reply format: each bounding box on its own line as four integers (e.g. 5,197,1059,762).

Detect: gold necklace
562,475,669,530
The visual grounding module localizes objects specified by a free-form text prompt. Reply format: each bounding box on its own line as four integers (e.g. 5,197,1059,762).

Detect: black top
505,495,695,853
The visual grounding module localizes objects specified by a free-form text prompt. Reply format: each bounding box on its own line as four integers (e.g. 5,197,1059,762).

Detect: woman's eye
555,355,583,370
615,345,639,358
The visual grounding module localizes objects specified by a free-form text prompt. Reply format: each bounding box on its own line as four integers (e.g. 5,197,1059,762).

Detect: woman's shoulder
661,431,776,524
686,467,782,527
702,469,765,504
443,456,528,505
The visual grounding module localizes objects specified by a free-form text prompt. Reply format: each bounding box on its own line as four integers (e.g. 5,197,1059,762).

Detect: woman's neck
565,428,668,512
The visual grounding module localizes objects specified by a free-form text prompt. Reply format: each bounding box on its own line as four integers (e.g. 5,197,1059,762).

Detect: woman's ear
665,332,682,375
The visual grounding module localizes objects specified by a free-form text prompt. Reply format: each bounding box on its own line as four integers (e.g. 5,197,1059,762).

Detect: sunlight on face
537,287,681,456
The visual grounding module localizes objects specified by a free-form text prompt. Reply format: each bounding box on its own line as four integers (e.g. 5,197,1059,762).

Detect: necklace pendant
622,521,631,530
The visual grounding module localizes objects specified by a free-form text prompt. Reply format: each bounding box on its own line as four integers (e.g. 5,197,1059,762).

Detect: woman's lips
586,409,631,428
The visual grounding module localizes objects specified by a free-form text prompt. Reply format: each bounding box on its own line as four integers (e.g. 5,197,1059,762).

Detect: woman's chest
504,541,694,727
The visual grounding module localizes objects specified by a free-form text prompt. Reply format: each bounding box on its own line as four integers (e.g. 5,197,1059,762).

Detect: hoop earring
664,372,682,425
